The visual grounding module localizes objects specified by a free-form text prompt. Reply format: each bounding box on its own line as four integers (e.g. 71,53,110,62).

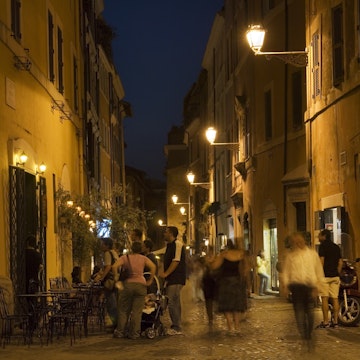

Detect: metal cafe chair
0,287,31,348
46,278,84,346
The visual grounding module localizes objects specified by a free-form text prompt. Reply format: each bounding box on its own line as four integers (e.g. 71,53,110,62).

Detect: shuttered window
11,0,21,40
48,11,55,82
311,32,321,98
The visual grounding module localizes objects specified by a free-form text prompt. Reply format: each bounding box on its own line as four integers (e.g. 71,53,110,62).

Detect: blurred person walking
282,232,325,350
210,240,247,334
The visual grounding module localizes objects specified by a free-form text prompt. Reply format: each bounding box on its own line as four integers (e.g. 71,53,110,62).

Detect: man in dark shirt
157,226,186,335
25,235,43,294
317,229,343,328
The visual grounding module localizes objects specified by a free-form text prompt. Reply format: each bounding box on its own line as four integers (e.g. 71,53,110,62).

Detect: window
11,0,21,40
264,89,272,140
73,56,78,112
262,0,275,16
295,202,306,232
57,27,64,94
332,4,344,86
48,11,55,82
311,32,321,98
292,71,303,130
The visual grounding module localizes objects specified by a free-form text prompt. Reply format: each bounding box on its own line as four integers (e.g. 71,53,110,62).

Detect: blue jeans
166,284,183,331
258,273,270,294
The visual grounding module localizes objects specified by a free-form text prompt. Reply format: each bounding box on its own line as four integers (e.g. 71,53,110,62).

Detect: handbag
118,254,132,281
103,277,115,291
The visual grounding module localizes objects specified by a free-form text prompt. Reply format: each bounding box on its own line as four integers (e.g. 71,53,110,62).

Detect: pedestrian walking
282,232,325,350
317,228,343,328
210,240,247,334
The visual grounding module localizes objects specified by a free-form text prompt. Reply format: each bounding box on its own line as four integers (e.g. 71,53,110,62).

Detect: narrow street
2,282,360,360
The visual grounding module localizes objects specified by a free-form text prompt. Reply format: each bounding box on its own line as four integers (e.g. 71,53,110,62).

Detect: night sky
102,1,224,180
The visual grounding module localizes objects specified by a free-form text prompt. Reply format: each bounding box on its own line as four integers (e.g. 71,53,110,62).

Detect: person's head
130,229,143,242
101,237,113,250
226,239,235,250
142,239,154,254
164,226,178,243
318,229,332,243
131,241,143,254
71,266,81,279
290,232,307,250
26,235,37,248
257,250,264,258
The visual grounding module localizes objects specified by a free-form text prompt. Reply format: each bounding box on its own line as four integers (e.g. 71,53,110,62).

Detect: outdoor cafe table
18,284,104,341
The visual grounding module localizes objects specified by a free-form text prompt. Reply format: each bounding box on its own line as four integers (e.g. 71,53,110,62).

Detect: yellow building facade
0,0,127,294
306,0,360,258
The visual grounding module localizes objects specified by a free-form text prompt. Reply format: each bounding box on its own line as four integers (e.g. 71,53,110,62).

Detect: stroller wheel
145,328,156,339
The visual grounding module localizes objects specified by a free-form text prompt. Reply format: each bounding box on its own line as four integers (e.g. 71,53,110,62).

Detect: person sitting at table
25,235,43,294
71,266,82,286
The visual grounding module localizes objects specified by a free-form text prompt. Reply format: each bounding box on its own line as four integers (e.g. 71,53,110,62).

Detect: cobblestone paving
2,289,360,360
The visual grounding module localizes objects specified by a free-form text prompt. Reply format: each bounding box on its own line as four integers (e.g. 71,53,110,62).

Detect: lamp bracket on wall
14,55,32,71
258,51,308,67
52,100,72,121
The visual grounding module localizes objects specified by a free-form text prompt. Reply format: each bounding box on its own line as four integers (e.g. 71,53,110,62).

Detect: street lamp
186,171,210,188
205,127,239,146
246,24,308,67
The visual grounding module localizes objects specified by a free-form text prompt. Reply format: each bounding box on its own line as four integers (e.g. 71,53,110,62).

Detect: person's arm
111,257,124,280
162,241,183,278
210,252,224,270
153,247,166,256
144,257,156,286
163,261,179,278
337,258,343,276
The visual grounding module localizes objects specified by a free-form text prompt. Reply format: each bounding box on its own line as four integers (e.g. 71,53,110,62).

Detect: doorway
263,218,279,291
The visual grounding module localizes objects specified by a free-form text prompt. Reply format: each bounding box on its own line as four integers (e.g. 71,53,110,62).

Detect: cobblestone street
2,283,360,360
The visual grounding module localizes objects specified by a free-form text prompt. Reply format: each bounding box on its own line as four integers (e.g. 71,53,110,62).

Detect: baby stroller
141,274,168,339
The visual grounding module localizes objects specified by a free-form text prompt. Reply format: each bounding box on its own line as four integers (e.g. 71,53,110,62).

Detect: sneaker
113,329,124,338
167,328,183,336
316,322,330,329
331,323,339,329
